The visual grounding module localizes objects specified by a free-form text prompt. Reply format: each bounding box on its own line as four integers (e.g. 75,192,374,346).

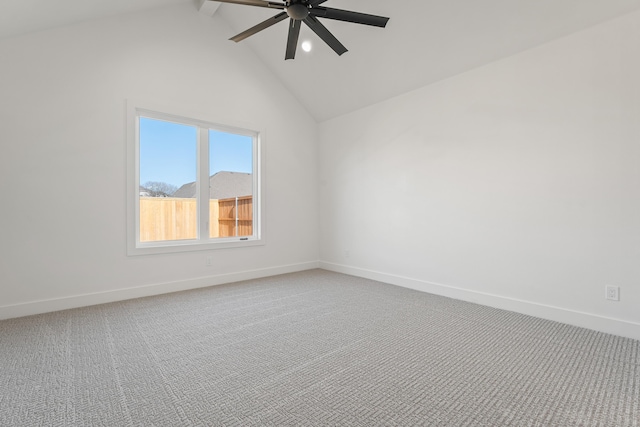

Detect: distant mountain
173,171,252,199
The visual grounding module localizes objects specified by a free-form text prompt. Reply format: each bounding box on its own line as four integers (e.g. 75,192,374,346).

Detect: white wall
319,11,640,340
0,3,319,317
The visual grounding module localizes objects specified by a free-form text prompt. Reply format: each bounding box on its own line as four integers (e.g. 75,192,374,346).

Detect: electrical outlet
605,285,620,301
205,256,213,267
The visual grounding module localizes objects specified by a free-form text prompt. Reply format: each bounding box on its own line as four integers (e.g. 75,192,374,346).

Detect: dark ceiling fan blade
230,12,288,42
214,0,284,9
303,15,347,56
285,19,302,60
310,7,389,27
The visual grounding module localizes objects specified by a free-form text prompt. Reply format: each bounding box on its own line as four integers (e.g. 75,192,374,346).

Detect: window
127,102,262,255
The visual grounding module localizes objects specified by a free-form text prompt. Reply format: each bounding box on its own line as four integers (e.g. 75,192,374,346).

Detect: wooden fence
140,196,253,242
217,196,253,238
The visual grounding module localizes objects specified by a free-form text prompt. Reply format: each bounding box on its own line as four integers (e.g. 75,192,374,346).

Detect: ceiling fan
214,0,390,60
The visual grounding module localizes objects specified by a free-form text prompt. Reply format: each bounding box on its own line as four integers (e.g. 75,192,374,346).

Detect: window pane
139,117,197,242
209,130,253,238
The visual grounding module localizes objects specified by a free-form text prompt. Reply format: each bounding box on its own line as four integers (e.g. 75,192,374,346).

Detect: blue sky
139,117,253,189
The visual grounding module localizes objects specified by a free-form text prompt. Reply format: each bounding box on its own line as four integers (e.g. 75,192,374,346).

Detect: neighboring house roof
173,171,252,199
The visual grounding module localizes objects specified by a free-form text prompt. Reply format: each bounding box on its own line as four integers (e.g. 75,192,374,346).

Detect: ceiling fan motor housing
287,3,309,20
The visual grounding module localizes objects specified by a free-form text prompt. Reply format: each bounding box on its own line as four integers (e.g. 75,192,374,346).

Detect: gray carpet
1,269,638,426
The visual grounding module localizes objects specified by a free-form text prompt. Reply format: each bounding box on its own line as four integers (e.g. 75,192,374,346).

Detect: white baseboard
320,261,640,341
0,261,320,321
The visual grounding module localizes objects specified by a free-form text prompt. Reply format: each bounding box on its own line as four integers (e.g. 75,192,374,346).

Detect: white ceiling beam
198,0,221,17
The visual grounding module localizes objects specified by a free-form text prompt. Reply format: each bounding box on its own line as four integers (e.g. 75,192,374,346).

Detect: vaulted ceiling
2,0,640,121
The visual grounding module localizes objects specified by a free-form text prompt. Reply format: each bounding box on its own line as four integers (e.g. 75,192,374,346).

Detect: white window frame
126,100,263,255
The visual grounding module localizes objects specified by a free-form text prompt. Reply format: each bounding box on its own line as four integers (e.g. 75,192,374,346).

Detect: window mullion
197,127,210,241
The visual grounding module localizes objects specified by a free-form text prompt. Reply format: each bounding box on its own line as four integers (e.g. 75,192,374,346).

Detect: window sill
127,237,264,256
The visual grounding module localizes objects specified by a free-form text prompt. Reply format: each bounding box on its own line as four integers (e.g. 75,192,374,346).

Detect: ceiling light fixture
301,40,312,52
